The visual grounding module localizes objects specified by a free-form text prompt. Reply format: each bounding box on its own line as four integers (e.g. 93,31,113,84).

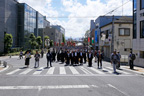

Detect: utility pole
111,15,114,53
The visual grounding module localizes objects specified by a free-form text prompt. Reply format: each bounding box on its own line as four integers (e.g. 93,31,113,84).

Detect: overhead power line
103,0,131,16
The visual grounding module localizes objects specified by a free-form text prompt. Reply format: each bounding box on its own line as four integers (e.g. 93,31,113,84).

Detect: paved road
0,55,144,96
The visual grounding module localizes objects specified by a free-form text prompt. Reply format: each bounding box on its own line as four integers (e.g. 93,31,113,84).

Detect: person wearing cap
111,51,120,73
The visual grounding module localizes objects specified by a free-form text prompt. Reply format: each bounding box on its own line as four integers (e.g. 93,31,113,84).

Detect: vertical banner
95,30,97,43
88,37,90,42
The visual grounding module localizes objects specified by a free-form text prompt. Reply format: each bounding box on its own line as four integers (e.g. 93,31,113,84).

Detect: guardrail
0,60,7,68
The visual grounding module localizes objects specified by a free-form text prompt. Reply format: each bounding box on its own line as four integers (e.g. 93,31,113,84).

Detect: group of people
20,48,136,74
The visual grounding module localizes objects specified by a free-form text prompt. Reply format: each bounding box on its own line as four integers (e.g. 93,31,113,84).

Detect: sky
18,0,133,39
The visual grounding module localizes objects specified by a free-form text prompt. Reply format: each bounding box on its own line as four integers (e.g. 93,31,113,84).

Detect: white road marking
20,69,33,75
60,67,66,74
108,84,130,96
89,67,105,74
69,67,79,74
80,67,93,74
33,67,44,75
0,85,90,90
102,68,113,73
46,67,55,74
7,69,21,75
107,67,130,74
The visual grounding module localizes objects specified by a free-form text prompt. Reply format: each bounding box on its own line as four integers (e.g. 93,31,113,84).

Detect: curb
0,65,9,73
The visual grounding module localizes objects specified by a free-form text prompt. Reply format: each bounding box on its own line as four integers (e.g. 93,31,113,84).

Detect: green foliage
62,34,66,44
44,36,49,40
50,40,54,47
29,33,37,49
36,36,42,49
4,33,13,53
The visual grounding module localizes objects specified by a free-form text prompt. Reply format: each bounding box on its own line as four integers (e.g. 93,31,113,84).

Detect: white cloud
18,0,133,39
60,0,132,38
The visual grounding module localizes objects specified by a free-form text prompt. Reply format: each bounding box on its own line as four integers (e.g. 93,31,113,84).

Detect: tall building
0,0,18,52
51,25,65,35
133,0,144,67
90,16,124,50
17,3,37,49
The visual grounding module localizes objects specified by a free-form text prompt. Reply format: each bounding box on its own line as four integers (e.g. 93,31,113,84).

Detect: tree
4,33,13,53
29,33,37,49
50,40,54,47
36,36,42,49
44,36,49,41
62,34,66,44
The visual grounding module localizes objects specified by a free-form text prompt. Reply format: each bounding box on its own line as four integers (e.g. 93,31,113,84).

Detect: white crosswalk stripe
79,67,93,74
60,67,66,74
46,67,55,74
7,69,21,75
33,67,44,75
69,67,79,74
107,67,130,74
89,67,105,74
5,66,133,76
102,68,113,74
20,69,33,75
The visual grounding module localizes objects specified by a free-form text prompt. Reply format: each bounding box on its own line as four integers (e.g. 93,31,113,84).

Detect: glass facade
140,0,144,9
133,0,137,39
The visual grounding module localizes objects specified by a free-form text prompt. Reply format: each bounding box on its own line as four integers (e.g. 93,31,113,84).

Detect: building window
133,0,137,39
106,30,109,39
140,51,144,58
140,20,144,38
119,28,130,36
140,0,144,10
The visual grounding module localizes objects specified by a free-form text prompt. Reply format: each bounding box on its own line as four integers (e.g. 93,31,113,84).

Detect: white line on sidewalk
20,69,33,75
69,67,79,74
60,67,66,74
7,69,21,75
46,67,55,74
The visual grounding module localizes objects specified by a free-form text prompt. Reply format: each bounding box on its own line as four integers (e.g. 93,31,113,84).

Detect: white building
133,0,144,67
99,16,133,62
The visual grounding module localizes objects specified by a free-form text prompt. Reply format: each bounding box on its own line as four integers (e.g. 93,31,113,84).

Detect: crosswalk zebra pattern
5,66,135,76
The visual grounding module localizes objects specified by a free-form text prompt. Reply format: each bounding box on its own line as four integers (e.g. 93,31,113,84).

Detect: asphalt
0,55,144,96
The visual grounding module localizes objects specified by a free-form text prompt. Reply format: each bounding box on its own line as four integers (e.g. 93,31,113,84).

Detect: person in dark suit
97,50,104,69
79,50,83,65
74,50,78,65
87,50,93,67
83,50,87,64
61,50,65,63
77,50,80,64
65,51,70,66
52,49,56,62
70,50,74,66
46,50,52,68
